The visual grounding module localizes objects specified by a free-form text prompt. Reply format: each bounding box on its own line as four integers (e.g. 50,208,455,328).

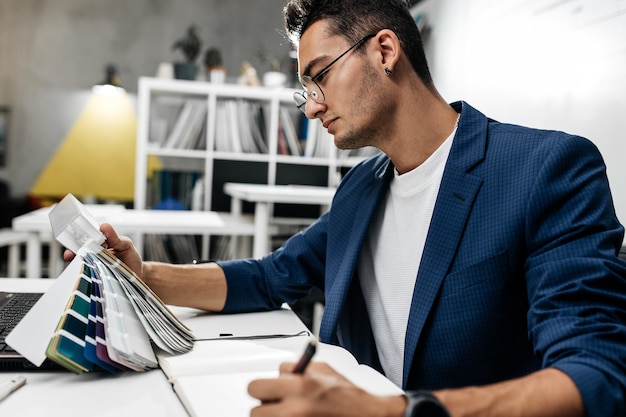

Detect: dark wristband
403,391,450,417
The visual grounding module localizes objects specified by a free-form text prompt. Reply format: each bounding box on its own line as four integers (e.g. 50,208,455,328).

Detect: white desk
223,183,336,258
11,206,256,278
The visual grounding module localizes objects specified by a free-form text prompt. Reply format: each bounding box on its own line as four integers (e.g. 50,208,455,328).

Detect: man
86,0,626,415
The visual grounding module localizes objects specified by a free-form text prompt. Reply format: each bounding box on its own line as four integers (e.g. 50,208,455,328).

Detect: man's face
297,21,389,150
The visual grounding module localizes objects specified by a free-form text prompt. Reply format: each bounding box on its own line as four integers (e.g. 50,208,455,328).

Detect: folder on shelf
7,193,194,373
163,98,207,150
279,107,302,156
164,99,195,149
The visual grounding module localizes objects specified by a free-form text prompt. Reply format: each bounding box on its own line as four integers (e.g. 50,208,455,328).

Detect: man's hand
63,222,144,279
248,362,406,417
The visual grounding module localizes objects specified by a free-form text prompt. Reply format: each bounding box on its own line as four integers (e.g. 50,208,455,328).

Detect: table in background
11,205,256,278
223,183,336,258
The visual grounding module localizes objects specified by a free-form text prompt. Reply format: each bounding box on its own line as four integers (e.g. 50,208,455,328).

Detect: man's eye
315,70,328,83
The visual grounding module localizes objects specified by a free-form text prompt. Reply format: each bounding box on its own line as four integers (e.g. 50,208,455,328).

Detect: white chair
0,228,30,277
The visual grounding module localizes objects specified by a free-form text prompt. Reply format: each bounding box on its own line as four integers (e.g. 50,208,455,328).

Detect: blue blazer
221,102,626,416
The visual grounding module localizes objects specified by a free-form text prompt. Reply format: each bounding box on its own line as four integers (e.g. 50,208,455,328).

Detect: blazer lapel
320,157,393,344
402,101,487,388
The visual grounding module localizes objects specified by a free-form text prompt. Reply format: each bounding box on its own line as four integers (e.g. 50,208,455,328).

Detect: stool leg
8,243,20,278
25,233,41,279
48,241,62,277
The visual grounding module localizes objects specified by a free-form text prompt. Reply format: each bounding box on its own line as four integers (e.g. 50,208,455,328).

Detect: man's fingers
278,361,350,382
248,374,301,402
249,401,287,417
63,248,75,261
278,362,297,374
100,223,121,248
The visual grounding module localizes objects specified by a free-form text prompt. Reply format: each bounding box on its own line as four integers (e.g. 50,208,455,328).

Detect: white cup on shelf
156,62,175,79
262,71,287,88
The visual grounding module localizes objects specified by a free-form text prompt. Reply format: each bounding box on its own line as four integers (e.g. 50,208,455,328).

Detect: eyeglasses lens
294,76,324,113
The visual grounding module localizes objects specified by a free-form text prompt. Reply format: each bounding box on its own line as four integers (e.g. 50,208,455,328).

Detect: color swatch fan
6,193,194,373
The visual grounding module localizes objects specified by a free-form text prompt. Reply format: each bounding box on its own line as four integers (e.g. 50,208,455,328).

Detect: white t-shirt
358,131,455,386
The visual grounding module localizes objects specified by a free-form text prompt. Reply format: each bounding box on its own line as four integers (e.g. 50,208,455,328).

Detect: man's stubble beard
333,62,392,151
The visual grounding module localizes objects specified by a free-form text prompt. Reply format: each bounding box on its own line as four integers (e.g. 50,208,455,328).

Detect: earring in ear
385,68,394,76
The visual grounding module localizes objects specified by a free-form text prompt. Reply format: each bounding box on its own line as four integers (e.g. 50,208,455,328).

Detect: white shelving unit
134,76,374,259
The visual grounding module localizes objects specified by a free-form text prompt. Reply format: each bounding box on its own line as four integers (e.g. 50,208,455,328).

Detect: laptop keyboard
0,292,42,353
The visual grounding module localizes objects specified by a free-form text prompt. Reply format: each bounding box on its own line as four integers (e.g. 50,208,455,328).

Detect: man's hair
283,0,432,86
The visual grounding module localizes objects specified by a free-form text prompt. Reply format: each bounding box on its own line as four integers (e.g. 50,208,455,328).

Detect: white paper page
5,256,84,366
260,338,403,395
343,364,404,396
313,343,404,396
173,370,277,417
158,340,297,379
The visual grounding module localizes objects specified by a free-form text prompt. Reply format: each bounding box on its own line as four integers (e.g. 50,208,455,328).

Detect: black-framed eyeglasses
293,33,375,113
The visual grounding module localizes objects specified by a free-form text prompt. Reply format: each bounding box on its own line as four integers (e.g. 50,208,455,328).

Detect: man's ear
374,29,401,73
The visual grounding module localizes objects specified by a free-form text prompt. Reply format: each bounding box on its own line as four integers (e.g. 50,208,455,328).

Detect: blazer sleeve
524,134,626,417
218,211,329,313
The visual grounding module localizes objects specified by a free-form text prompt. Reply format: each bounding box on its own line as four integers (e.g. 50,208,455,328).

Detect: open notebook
157,337,404,417
5,193,194,372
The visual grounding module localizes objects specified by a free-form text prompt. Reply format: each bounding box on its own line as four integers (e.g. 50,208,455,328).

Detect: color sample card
46,264,94,374
84,263,119,373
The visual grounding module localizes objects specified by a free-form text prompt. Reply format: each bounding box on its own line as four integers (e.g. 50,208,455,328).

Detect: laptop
0,291,63,370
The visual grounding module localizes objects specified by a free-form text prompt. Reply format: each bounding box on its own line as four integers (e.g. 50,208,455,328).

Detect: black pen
292,339,317,373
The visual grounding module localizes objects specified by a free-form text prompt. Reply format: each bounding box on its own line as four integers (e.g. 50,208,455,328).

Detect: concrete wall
0,0,290,198
415,0,626,223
